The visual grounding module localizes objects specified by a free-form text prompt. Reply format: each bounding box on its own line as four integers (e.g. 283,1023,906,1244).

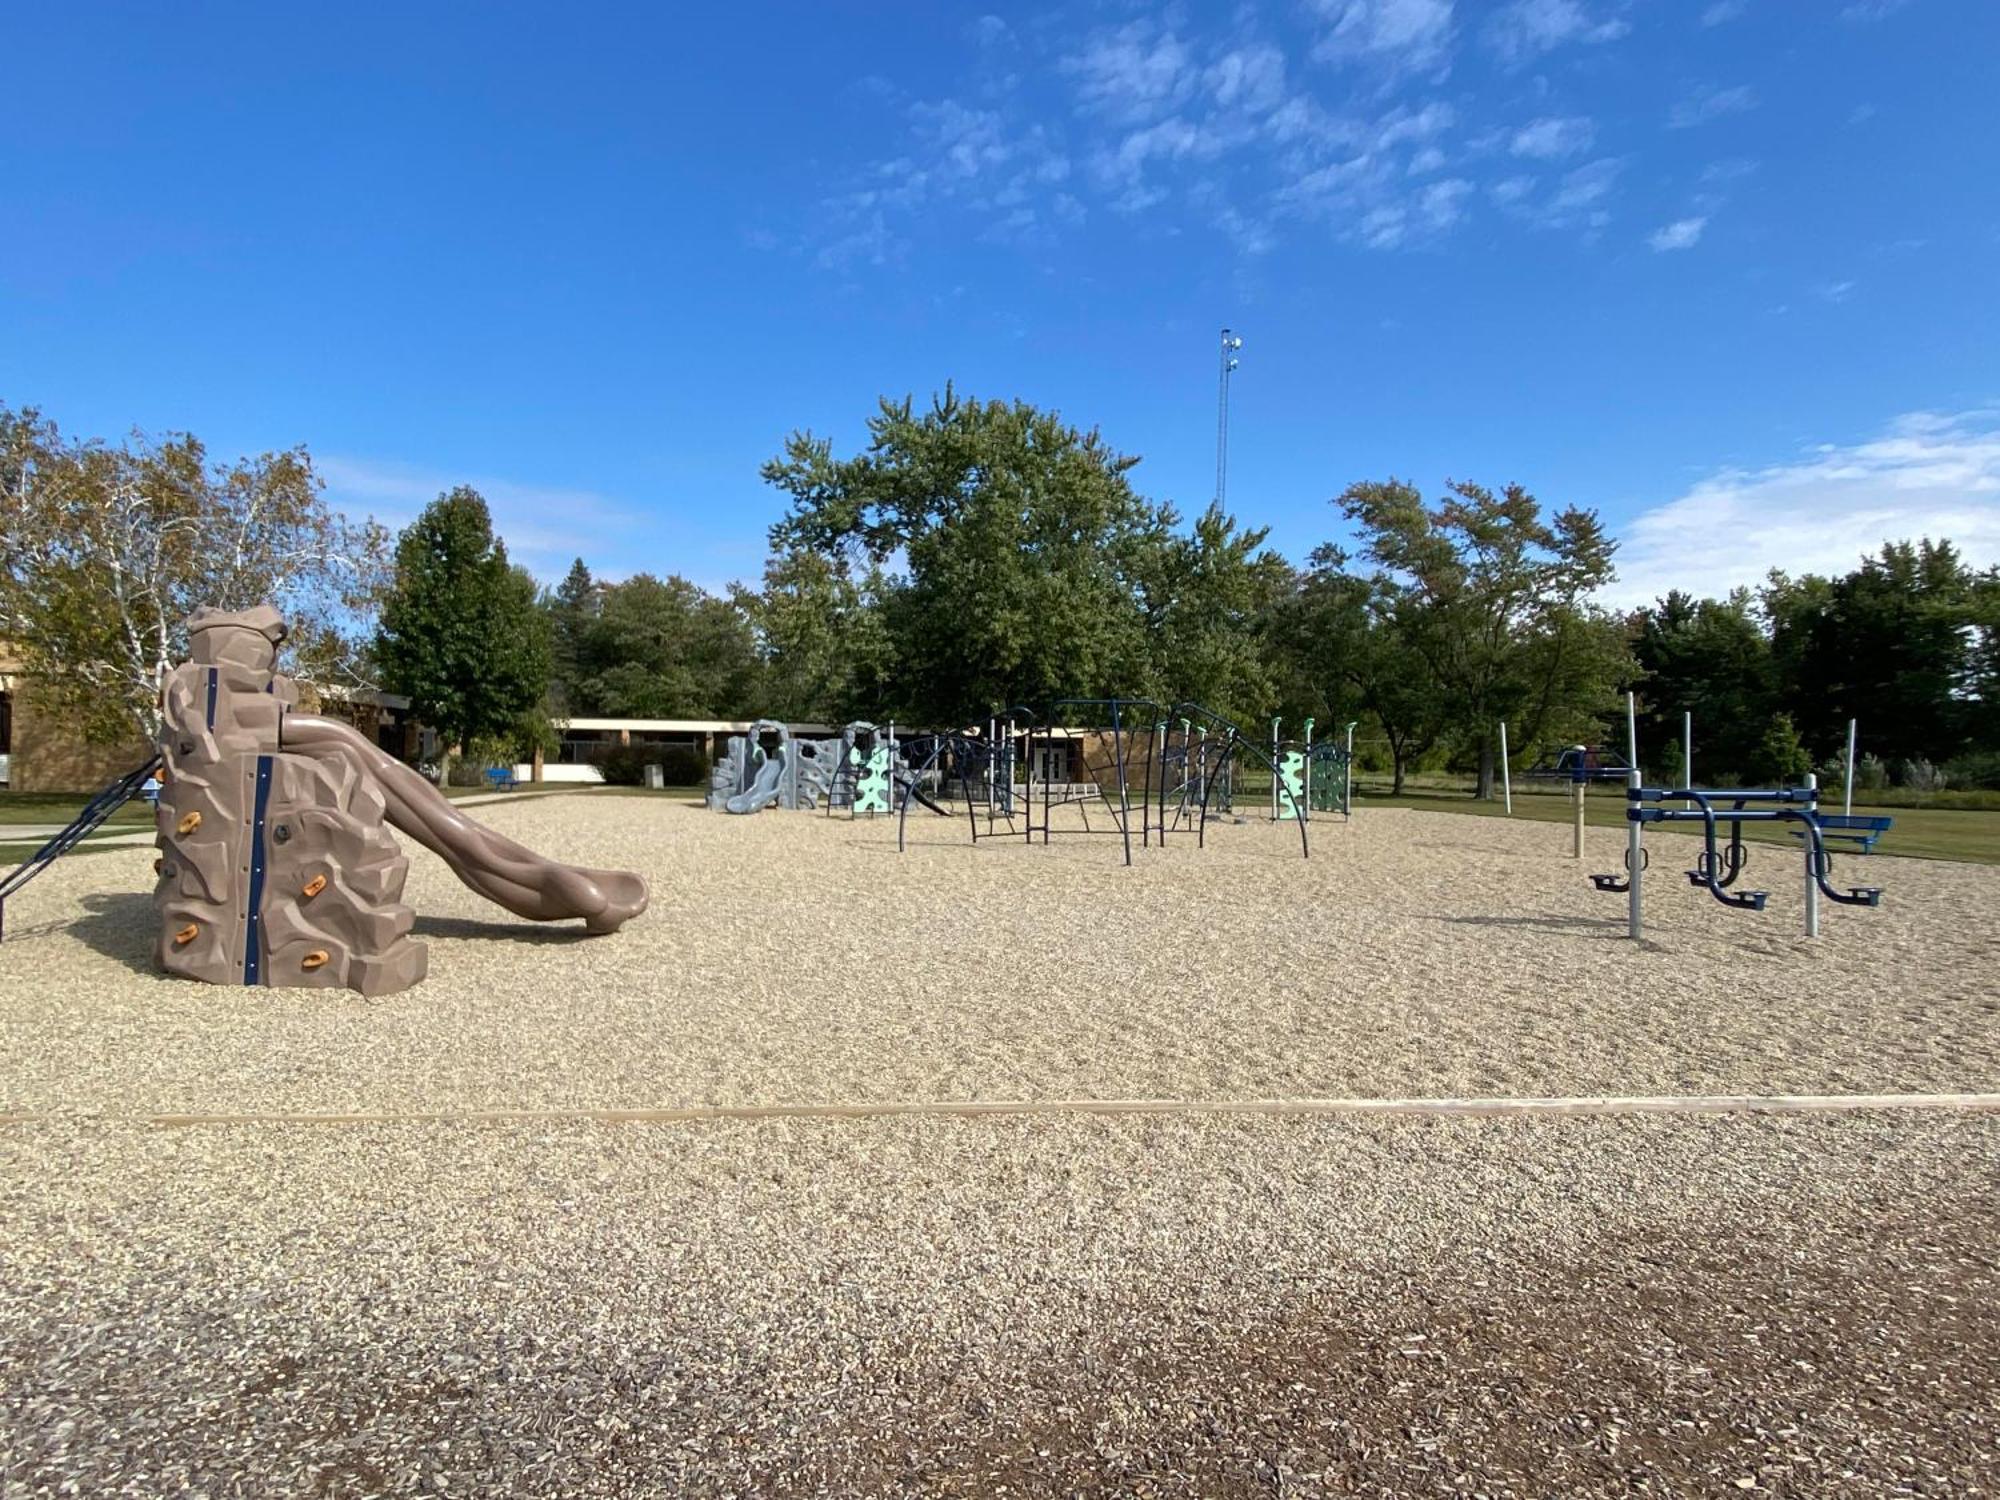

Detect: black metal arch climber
894,700,1310,863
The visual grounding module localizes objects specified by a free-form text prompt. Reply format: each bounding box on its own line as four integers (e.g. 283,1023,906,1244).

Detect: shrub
657,746,710,786
1942,750,2000,791
1857,752,1891,791
1899,758,1949,794
1748,714,1812,786
597,744,650,787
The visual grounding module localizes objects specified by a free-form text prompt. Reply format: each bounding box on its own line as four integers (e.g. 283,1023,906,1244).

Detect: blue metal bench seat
1788,813,1892,854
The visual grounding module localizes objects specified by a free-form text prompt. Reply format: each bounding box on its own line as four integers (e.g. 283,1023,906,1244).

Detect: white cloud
1700,0,1745,23
1668,83,1758,128
1065,21,1197,125
1205,45,1288,113
1648,215,1707,251
318,456,645,581
1510,115,1595,159
1818,279,1858,302
1606,410,2000,606
1840,0,1912,19
1311,0,1456,72
1484,0,1629,67
1550,156,1622,210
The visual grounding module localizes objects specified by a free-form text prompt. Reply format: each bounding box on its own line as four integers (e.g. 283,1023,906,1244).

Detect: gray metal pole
1683,710,1692,790
1805,771,1821,938
1270,717,1280,820
1302,717,1315,824
1626,694,1643,939
1626,768,1644,941
1499,721,1512,814
1344,722,1355,818
1844,718,1857,817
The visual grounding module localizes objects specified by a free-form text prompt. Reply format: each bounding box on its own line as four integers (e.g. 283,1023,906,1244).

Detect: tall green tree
0,404,389,741
1765,539,1986,765
545,557,600,715
1135,503,1293,720
732,548,892,723
1335,478,1625,796
1629,589,1775,782
1262,550,1449,793
764,387,1170,723
570,573,759,718
375,487,550,774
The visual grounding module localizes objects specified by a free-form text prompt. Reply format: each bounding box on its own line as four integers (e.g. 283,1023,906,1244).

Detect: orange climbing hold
301,950,330,970
173,923,199,945
302,874,327,898
176,810,202,835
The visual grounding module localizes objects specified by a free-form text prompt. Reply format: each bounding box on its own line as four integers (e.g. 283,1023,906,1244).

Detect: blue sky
3,0,1996,605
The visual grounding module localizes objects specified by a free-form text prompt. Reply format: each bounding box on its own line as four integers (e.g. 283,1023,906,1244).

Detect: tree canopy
374,487,550,759
0,404,388,741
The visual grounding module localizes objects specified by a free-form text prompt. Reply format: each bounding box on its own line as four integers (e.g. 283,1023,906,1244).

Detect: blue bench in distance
484,765,517,793
1791,813,1892,855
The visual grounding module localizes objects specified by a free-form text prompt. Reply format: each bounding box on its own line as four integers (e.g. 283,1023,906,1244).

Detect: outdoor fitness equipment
895,700,1309,864
1587,693,1888,940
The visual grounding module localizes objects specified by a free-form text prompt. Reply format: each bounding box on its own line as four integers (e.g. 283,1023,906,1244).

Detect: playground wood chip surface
0,797,1995,1115
3,797,1997,1494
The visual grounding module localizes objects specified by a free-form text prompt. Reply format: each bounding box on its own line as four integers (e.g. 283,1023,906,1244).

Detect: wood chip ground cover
1,799,1994,1494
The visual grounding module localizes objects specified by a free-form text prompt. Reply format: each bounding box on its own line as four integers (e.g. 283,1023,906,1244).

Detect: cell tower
1216,327,1243,506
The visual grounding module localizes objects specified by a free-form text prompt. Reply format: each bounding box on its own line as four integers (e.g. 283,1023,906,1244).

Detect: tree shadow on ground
60,891,157,975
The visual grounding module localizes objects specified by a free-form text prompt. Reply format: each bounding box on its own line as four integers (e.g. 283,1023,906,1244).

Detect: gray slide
724,752,786,815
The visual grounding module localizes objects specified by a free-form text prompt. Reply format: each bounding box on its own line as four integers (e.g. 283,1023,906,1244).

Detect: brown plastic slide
282,714,647,933
152,605,646,996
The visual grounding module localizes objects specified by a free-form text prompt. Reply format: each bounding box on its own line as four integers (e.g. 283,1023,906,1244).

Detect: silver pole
1626,693,1642,938
1844,718,1857,817
1683,710,1692,790
1805,771,1821,938
1344,722,1355,818
1270,717,1280,820
1499,721,1512,814
1627,768,1644,941
1302,717,1314,824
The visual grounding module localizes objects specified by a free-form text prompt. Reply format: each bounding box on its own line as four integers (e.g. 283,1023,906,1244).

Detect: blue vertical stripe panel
243,755,272,985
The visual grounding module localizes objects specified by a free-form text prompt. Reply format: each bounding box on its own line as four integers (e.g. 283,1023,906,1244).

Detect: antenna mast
1215,327,1243,507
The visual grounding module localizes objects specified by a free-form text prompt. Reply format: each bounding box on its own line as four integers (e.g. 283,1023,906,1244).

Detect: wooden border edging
2,1093,1997,1128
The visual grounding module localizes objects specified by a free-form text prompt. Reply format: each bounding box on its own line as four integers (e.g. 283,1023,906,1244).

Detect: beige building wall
0,671,153,793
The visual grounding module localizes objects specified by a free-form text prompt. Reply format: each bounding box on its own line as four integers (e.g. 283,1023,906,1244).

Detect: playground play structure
1586,695,1890,940
0,606,646,993
1270,716,1356,821
706,721,900,815
895,700,1331,863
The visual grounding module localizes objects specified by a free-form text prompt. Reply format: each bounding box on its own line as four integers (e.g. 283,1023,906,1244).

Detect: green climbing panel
853,746,891,815
1308,745,1351,815
1275,750,1306,820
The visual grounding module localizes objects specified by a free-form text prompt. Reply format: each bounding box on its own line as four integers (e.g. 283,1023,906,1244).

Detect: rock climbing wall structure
154,606,645,997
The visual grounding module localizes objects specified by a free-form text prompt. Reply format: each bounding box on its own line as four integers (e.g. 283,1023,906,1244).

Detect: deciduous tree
375,487,550,776
0,404,389,743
